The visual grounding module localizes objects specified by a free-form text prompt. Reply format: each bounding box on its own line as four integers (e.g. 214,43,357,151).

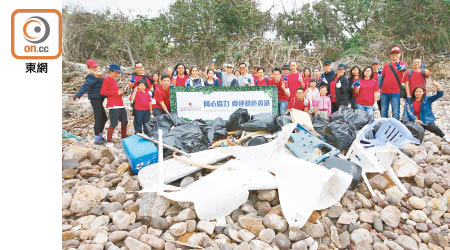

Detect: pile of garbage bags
144,108,292,155
313,106,372,151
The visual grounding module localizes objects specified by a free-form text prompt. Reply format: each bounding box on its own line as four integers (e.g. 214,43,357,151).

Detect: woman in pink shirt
354,66,379,120
313,86,332,119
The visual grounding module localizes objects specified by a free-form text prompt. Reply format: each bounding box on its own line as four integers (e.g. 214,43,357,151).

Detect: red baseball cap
86,59,98,69
390,47,401,54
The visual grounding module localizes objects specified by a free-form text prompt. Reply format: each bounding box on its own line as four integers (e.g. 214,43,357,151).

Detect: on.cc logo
23,16,50,44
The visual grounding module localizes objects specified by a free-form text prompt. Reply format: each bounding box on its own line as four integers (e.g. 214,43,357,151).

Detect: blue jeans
380,93,400,120
278,101,288,114
134,110,150,133
355,104,374,121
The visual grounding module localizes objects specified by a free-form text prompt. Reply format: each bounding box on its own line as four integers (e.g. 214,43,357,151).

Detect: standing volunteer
73,59,107,145
327,64,350,113
354,66,379,120
403,81,450,142
268,68,290,114
404,59,430,97
287,61,304,96
319,60,336,88
379,47,408,120
100,64,129,142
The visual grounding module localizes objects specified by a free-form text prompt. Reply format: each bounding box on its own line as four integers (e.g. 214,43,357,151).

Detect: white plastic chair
346,118,419,197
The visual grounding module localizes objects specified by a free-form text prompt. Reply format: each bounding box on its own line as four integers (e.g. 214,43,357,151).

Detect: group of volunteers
73,46,449,145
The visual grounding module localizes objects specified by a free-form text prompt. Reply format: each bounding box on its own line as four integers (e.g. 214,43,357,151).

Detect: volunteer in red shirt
153,74,172,116
328,64,350,113
255,67,269,86
285,87,310,114
303,68,311,89
268,67,290,114
287,61,304,96
379,47,408,120
354,66,379,120
404,58,431,97
100,64,129,142
131,81,152,134
128,62,154,93
172,63,188,86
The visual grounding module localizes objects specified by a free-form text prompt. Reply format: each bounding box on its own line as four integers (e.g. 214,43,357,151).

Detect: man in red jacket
100,64,129,142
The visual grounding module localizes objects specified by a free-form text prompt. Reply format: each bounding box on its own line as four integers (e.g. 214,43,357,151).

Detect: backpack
133,73,154,90
256,77,269,86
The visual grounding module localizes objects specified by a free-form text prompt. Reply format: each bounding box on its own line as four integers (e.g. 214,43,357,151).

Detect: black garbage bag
330,106,371,130
203,117,228,144
144,114,187,138
275,114,292,129
226,108,250,131
163,122,210,155
312,116,330,136
403,121,425,143
323,119,356,151
240,113,279,132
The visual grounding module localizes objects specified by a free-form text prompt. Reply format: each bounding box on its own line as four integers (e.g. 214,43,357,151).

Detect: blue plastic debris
286,129,340,164
122,135,158,174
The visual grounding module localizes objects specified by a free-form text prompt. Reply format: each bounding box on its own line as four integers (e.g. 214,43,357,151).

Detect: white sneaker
444,135,450,143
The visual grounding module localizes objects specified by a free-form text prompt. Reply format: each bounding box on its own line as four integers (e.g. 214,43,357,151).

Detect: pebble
249,239,272,250
109,230,128,242
257,190,277,202
70,185,102,213
169,222,186,237
238,215,265,235
327,205,345,219
238,229,255,242
380,205,401,227
395,235,419,250
408,196,427,209
262,213,287,232
424,172,438,186
274,233,291,250
350,228,373,249
124,237,151,250
112,210,131,230
140,234,165,249
259,228,275,243
197,221,215,235
369,174,388,190
137,193,170,218
301,222,325,238
291,240,308,250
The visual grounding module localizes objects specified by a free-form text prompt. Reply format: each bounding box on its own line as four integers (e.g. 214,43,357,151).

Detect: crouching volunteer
285,87,309,115
403,81,450,142
153,74,171,116
100,64,129,142
328,64,350,113
73,59,107,145
130,81,153,134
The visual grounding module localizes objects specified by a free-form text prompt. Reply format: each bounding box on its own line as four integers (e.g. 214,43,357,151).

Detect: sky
63,0,314,17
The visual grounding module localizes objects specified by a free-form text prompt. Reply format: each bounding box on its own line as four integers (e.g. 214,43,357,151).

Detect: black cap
282,64,290,70
337,64,347,70
324,60,331,65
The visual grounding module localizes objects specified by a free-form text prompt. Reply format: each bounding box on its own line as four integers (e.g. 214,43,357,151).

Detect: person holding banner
153,74,171,116
269,68,290,114
237,62,255,86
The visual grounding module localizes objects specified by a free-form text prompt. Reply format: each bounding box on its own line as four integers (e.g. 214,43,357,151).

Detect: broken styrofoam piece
275,157,352,227
139,123,353,228
290,109,321,137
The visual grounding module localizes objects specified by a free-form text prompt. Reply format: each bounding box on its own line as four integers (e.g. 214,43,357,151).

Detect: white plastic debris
138,123,353,228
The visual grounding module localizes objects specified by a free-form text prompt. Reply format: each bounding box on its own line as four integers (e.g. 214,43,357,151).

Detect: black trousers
134,110,150,133
422,122,445,138
90,98,107,135
109,108,128,128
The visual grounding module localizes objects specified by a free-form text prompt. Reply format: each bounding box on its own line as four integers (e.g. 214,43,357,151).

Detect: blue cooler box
122,135,158,174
